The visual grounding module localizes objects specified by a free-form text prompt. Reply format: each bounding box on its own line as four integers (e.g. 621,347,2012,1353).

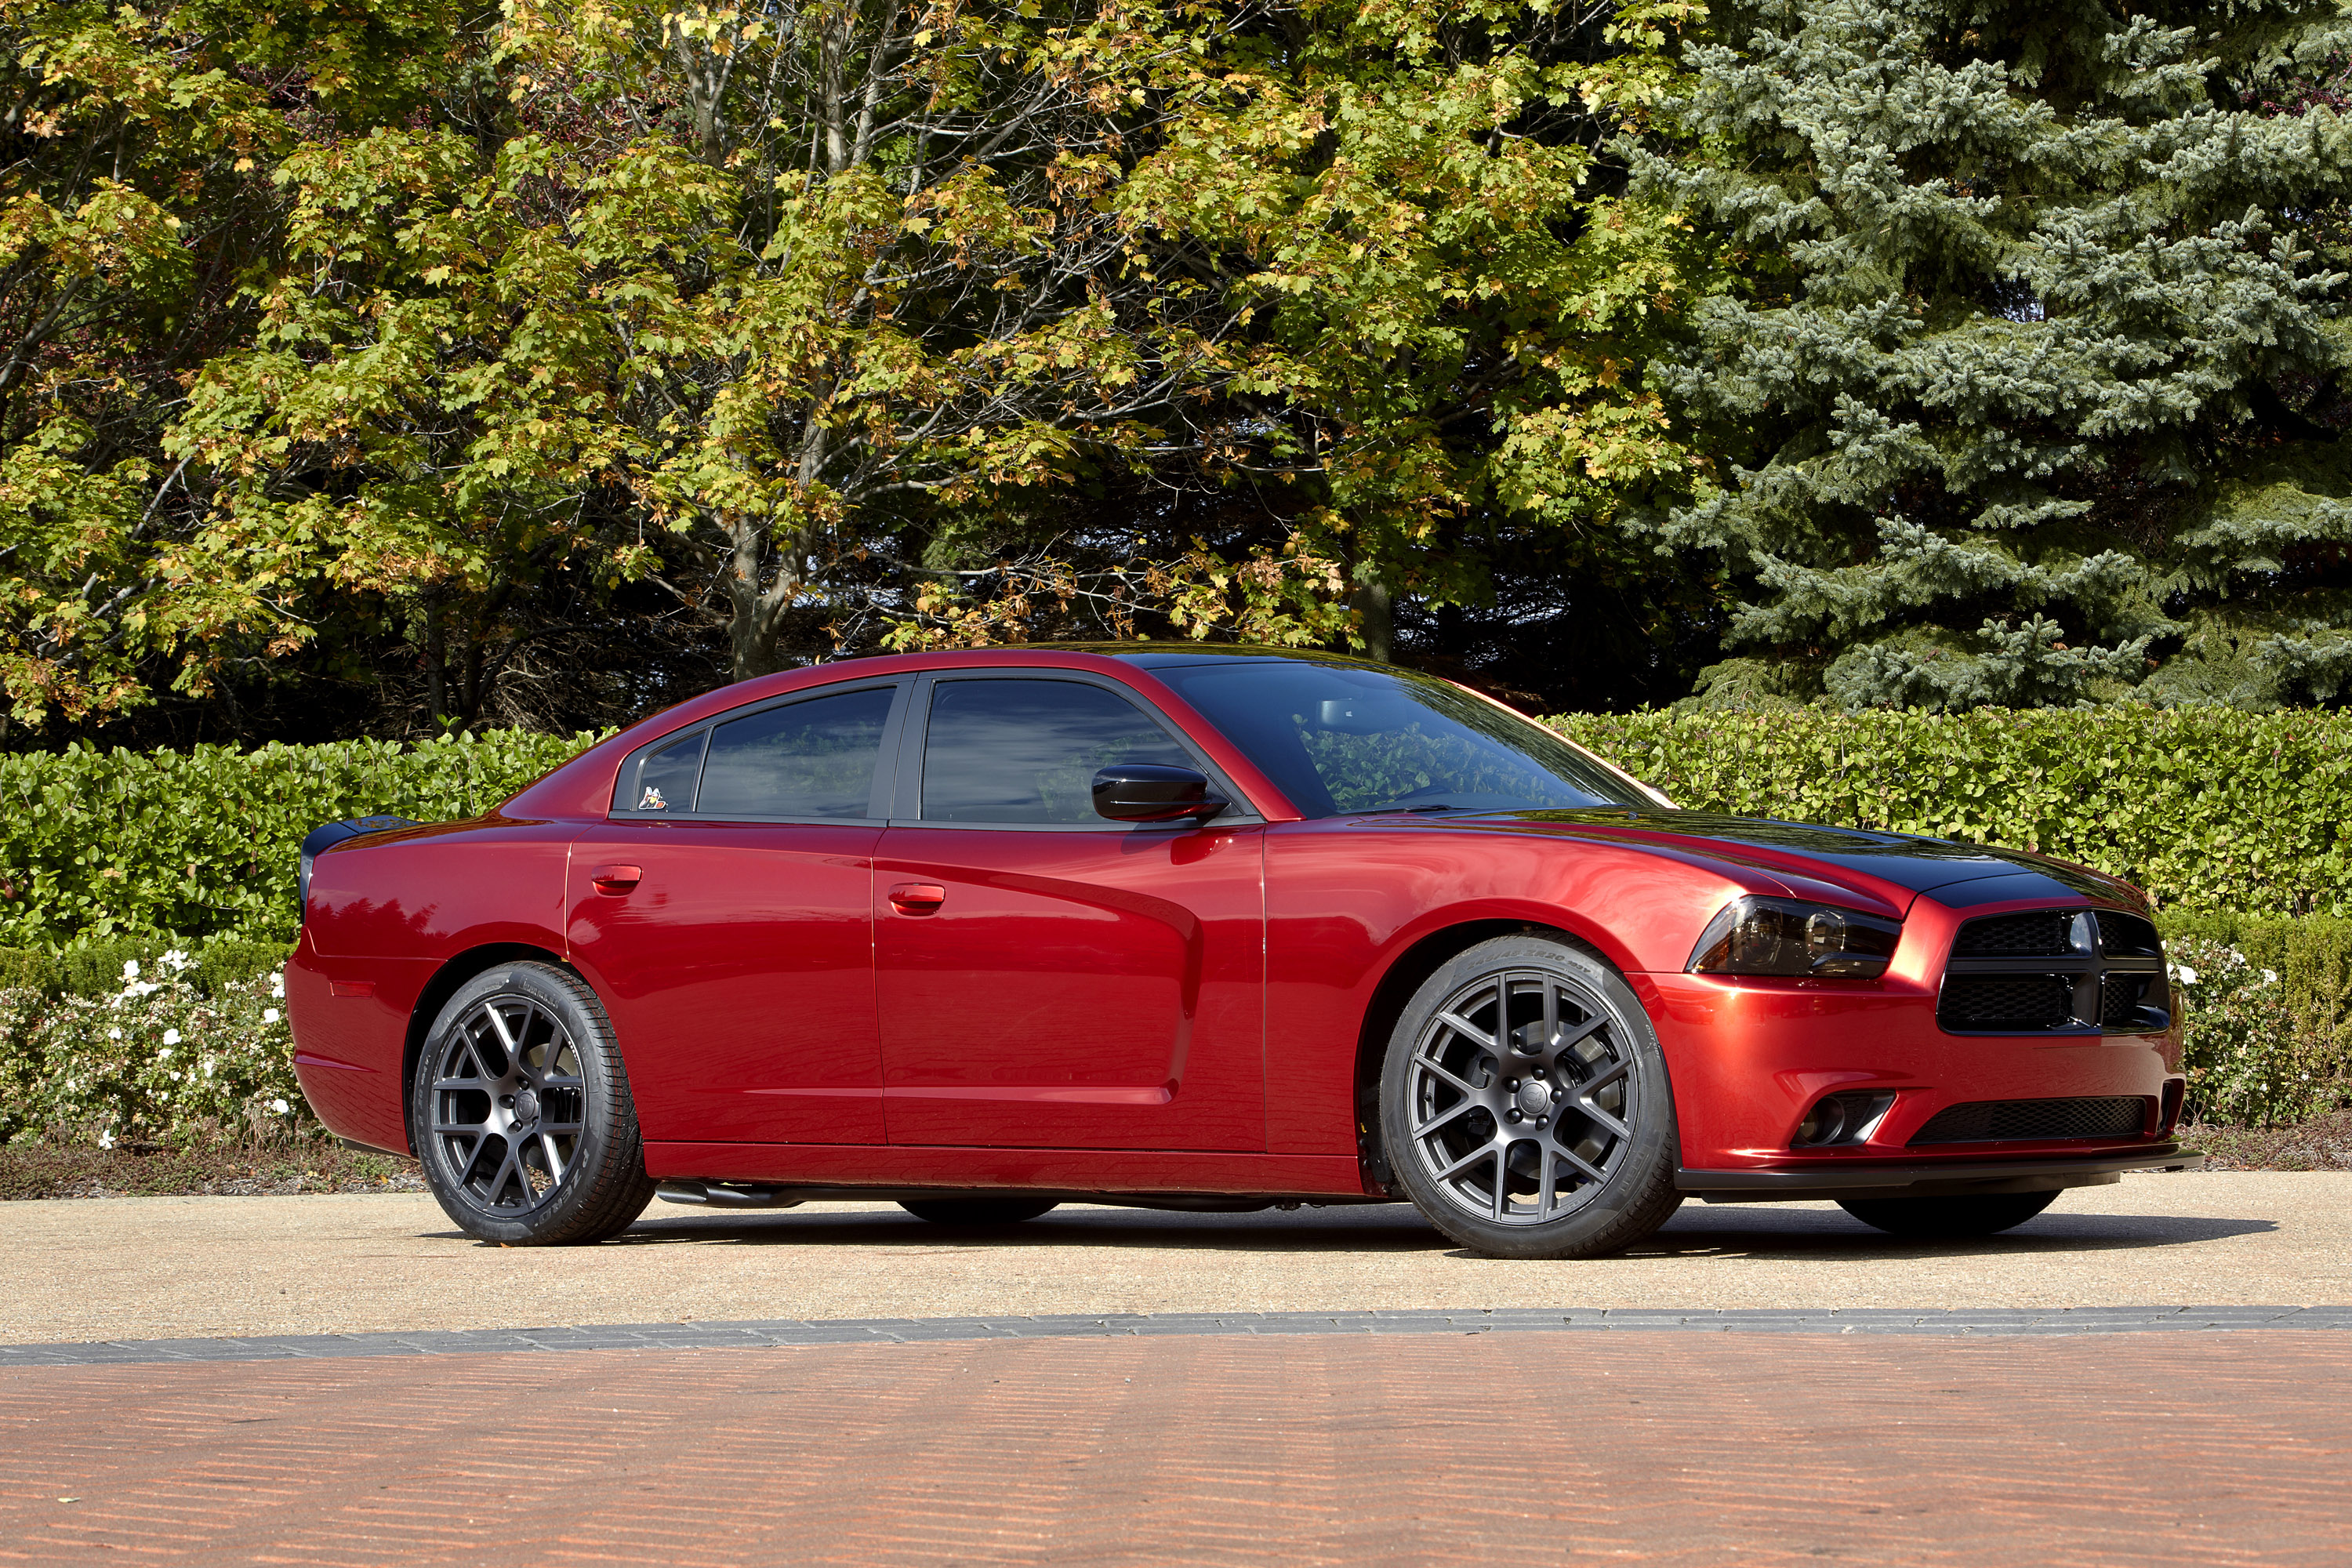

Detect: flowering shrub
0,953,310,1149
2172,938,2352,1128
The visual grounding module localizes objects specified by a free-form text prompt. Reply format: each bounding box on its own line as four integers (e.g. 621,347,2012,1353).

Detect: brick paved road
3,1330,2346,1566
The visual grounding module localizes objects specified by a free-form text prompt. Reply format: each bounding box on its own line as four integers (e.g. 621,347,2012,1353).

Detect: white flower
107,1028,122,1041
270,1098,289,1114
158,1047,172,1060
262,1008,279,1025
122,960,140,981
2263,969,2280,985
269,972,285,999
162,1029,180,1047
161,949,190,971
2176,965,2199,986
97,1130,113,1150
168,1070,180,1082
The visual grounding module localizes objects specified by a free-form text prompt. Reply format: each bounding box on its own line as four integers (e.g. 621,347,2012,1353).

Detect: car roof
960,641,1386,670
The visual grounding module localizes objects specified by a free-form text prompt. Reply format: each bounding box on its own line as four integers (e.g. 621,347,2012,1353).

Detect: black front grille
1940,906,2167,1035
1938,975,2076,1030
2100,971,2156,1026
2094,912,2161,958
1953,910,2076,957
1910,1096,2151,1145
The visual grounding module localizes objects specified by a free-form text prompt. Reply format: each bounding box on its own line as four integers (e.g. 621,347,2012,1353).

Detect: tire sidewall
1378,934,1680,1258
409,962,637,1244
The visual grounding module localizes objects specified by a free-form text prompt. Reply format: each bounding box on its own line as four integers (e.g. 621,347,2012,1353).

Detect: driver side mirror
1093,764,1229,823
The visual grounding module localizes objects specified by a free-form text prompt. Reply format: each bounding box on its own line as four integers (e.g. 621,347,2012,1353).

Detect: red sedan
289,646,2198,1258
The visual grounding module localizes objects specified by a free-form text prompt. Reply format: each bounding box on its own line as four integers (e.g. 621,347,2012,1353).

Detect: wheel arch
402,942,575,1117
1352,918,1627,1190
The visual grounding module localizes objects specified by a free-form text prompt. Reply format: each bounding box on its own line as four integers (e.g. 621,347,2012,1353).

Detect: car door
568,678,906,1147
873,671,1267,1150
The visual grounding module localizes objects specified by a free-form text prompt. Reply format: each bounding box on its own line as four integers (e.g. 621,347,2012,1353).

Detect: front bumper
1678,1145,2205,1205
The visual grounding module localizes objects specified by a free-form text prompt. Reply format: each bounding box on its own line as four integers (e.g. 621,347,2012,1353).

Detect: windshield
1147,659,1651,818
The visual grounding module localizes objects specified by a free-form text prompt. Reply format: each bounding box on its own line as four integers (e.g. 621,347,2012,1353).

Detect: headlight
1688,897,1901,978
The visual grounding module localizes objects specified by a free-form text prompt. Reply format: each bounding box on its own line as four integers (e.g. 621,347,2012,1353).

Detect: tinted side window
626,731,706,813
696,686,896,818
920,680,1196,824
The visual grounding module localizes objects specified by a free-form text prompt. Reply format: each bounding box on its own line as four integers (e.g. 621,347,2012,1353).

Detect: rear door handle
888,882,947,915
591,865,642,895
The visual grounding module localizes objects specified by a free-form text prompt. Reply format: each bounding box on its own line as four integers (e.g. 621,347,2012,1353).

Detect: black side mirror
1093,764,1229,823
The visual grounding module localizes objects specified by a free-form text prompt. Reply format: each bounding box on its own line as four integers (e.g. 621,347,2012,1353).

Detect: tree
0,0,1712,742
1632,0,2352,710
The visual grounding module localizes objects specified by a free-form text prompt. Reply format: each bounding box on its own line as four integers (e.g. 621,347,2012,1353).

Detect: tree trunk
1354,579,1395,662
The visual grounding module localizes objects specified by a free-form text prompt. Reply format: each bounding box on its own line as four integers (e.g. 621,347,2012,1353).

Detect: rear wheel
1837,1190,2060,1238
1379,935,1682,1260
898,1198,1060,1226
410,961,655,1245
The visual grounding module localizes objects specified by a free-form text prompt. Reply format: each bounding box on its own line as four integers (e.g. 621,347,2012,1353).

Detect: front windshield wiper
1359,803,1489,815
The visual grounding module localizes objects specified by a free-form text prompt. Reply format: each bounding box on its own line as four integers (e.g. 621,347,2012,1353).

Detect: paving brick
1,1332,2345,1565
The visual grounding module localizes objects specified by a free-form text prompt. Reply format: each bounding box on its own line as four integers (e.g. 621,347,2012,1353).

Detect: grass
0,1141,423,1200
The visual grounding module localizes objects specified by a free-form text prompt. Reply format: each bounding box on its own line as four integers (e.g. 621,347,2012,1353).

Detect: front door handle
591,865,642,895
888,882,947,915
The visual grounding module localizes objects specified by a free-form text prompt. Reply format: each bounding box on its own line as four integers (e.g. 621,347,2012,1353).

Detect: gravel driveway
4,1170,2342,1344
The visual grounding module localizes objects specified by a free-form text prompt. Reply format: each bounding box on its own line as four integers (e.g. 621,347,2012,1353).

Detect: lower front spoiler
1677,1145,2205,1205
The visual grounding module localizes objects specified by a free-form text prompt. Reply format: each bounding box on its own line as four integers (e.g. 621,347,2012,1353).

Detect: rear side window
613,684,895,818
920,679,1196,824
626,731,706,814
698,686,895,818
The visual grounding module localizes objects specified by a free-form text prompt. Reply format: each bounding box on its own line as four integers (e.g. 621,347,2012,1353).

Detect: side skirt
642,1142,1375,1199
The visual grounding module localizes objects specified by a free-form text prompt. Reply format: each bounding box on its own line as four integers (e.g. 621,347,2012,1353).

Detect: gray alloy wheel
1380,935,1682,1260
1838,1190,2059,1239
410,961,655,1246
898,1198,1060,1226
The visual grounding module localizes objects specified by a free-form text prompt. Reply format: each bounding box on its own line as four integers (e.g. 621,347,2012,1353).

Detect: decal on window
638,786,668,811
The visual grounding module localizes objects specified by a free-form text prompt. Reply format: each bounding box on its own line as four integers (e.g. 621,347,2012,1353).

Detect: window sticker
638,786,668,811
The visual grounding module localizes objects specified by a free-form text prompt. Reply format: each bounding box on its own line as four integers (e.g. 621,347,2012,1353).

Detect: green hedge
0,731,608,949
1554,709,2352,916
0,937,291,998
2,706,2348,950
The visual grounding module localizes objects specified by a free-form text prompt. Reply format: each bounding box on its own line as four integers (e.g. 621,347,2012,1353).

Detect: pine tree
1632,0,2352,709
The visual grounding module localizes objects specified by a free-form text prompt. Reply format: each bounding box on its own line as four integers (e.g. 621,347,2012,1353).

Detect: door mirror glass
1093,764,1228,823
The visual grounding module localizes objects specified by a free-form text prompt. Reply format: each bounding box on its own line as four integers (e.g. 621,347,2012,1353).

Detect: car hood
1419,807,2141,913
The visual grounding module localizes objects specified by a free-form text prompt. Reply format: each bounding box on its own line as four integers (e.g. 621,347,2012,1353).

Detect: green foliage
1555,707,2352,916
0,730,603,948
2,0,1712,739
0,960,303,1147
45,936,291,999
2166,935,2352,1128
1632,0,2352,710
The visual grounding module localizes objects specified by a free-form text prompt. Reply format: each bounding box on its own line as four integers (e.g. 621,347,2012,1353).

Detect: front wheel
1838,1190,2060,1239
1379,935,1682,1260
410,961,656,1245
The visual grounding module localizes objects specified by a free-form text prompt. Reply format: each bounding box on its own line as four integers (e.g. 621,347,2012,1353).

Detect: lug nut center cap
513,1088,540,1127
1514,1080,1552,1119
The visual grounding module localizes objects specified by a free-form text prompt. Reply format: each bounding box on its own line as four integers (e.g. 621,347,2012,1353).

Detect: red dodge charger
289,646,2198,1258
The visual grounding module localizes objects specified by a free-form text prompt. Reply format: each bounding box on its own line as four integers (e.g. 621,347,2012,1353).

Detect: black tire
409,960,656,1245
1837,1190,2060,1239
1379,934,1682,1260
898,1198,1060,1226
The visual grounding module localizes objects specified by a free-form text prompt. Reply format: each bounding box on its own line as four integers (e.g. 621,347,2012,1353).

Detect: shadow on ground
435,1199,2278,1261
